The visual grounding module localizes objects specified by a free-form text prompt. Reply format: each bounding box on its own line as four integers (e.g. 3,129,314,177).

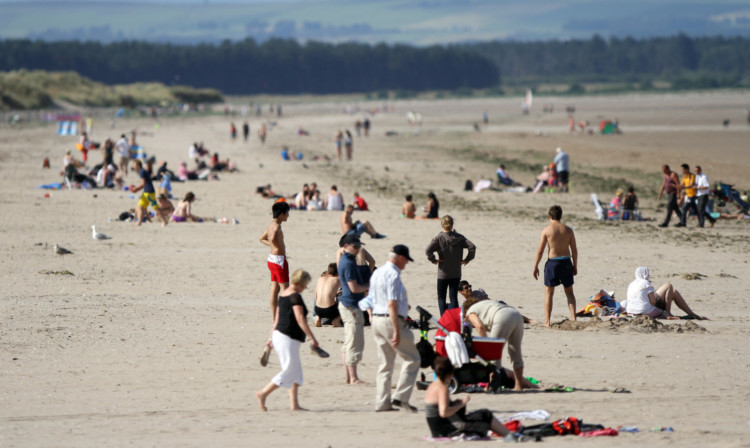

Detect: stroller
717,183,749,214
416,306,509,394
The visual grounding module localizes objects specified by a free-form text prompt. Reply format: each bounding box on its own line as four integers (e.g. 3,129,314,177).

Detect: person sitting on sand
402,195,416,218
306,189,323,211
424,192,440,219
171,192,203,222
352,192,369,211
256,269,322,411
157,194,175,219
623,267,705,320
295,184,309,210
607,188,624,220
425,357,511,439
496,164,521,187
314,263,342,327
533,166,553,193
341,205,386,239
458,285,536,391
622,187,639,220
325,185,344,211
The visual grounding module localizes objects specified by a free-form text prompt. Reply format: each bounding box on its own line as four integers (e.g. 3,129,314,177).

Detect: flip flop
310,344,330,358
260,345,271,367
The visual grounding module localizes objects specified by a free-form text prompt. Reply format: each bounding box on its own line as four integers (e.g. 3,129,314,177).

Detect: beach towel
37,183,63,190
444,332,469,368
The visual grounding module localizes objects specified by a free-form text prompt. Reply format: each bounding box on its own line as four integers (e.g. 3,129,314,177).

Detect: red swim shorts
267,254,290,283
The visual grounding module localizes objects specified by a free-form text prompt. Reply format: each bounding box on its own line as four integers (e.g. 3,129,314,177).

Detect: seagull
54,244,73,257
92,225,111,240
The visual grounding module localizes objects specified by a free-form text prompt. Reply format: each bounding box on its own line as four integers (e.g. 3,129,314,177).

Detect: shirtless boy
532,205,578,326
341,205,386,239
260,201,291,321
314,263,342,327
402,195,416,218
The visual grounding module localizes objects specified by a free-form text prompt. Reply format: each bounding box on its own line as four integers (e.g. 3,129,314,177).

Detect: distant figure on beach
677,164,698,228
256,269,322,411
533,205,577,326
334,130,344,161
355,120,362,136
314,263,342,327
101,138,114,167
658,164,682,227
607,189,624,220
171,192,203,222
242,121,250,141
260,201,291,322
341,205,386,239
131,159,168,227
624,267,705,320
325,185,344,211
496,164,521,187
295,184,310,210
424,192,439,219
402,195,416,218
345,130,354,160
425,216,476,316
622,187,640,221
230,122,237,141
695,166,716,228
116,134,130,176
258,123,267,144
363,118,371,137
352,192,369,211
553,147,569,192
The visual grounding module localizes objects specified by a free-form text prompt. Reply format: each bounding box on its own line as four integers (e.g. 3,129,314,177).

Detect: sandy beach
2,92,750,447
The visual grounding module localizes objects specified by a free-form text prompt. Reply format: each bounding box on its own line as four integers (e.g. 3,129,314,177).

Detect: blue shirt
554,152,569,172
140,168,155,193
338,252,365,307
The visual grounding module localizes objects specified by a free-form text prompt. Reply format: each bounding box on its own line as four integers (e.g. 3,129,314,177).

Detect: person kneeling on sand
623,267,705,320
425,357,511,439
171,192,203,222
314,263,342,327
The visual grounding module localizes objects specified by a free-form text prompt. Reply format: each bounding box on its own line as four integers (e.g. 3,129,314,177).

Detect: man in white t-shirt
695,165,716,228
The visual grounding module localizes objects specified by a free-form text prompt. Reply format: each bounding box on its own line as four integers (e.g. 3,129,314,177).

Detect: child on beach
260,201,291,322
532,205,577,326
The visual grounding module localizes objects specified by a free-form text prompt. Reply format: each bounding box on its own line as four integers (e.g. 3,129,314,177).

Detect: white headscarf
630,266,652,293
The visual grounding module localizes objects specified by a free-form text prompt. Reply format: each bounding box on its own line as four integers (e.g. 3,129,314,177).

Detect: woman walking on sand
257,269,326,411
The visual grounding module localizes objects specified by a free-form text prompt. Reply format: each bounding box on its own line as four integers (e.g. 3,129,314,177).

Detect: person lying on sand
341,205,386,239
622,267,706,320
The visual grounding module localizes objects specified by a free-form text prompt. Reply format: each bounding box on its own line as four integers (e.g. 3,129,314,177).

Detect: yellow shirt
682,174,696,198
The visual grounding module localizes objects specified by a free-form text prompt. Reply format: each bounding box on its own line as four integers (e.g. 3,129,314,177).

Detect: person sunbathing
623,267,705,319
424,357,511,439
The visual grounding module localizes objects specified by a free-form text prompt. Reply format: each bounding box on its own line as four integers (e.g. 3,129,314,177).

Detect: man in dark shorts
532,205,578,326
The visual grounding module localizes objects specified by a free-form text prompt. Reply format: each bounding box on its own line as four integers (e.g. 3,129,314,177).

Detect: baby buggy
416,306,509,394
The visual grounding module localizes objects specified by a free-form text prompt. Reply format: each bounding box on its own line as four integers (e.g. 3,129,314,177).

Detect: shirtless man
532,205,577,326
341,205,386,239
314,263,342,327
402,194,416,218
260,201,291,321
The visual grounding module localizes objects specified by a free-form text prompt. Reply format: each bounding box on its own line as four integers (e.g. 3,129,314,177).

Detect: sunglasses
461,285,472,291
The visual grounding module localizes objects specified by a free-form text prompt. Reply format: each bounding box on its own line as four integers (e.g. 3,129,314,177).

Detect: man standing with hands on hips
370,244,421,413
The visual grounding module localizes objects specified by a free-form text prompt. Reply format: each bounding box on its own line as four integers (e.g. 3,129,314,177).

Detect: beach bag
552,417,581,435
417,338,435,368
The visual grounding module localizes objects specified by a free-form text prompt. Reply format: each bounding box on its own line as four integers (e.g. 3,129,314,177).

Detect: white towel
444,332,469,368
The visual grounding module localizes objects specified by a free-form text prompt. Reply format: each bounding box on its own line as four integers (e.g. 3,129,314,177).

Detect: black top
427,199,440,219
623,194,637,210
276,293,308,342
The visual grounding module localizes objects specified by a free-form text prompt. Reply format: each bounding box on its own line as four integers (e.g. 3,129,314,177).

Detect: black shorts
557,170,569,184
544,258,574,288
314,304,340,320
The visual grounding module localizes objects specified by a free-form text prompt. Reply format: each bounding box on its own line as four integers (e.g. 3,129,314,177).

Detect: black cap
341,234,364,246
392,244,414,261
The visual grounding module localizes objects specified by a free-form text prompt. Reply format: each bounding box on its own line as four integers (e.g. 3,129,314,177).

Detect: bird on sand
92,225,111,240
53,244,73,257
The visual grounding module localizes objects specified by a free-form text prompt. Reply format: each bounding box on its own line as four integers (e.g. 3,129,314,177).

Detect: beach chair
590,193,606,220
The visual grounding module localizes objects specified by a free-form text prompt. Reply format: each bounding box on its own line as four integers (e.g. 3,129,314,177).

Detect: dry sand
2,92,750,447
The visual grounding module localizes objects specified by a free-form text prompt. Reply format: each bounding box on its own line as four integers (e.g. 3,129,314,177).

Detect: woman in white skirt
257,269,322,411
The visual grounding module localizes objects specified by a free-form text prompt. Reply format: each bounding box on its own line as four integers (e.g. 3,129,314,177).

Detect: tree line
460,34,749,82
0,39,498,95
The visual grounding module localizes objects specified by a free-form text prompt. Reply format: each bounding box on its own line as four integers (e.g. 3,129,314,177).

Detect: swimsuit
314,304,340,321
544,256,574,288
267,254,290,283
171,214,186,222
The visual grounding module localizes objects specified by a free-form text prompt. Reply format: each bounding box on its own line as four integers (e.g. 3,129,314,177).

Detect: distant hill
0,70,223,111
1,0,749,45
